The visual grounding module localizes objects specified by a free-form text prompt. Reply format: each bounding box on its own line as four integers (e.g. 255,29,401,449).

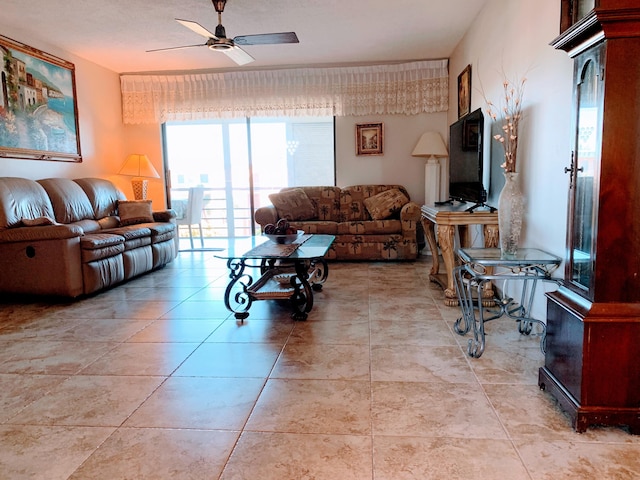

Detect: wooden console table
421,203,499,306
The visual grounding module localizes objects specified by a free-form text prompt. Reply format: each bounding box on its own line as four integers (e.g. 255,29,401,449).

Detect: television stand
464,202,496,213
420,204,499,306
434,199,454,206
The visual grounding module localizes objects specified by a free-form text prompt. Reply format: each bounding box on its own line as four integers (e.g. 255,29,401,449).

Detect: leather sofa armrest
153,209,177,222
255,205,278,229
0,224,84,243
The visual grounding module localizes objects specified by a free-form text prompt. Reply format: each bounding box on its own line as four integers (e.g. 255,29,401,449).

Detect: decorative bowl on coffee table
265,230,304,244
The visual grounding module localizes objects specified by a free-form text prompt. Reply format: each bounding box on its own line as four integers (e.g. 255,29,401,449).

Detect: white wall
449,0,574,316
336,112,448,205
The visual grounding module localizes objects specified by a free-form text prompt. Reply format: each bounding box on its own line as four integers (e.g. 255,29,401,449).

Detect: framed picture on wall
356,122,384,156
0,34,82,162
458,64,471,119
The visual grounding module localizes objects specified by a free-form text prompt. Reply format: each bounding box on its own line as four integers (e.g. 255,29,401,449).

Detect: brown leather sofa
0,177,177,297
254,184,421,261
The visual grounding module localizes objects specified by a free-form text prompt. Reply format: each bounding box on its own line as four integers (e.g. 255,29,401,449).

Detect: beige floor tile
3,252,637,478
0,374,68,422
128,318,224,343
0,425,115,480
371,381,507,439
49,299,180,320
272,343,371,380
160,300,233,319
8,375,163,426
371,345,477,383
246,379,371,435
370,318,457,346
50,318,152,342
205,318,295,344
288,318,370,345
173,342,282,378
0,340,116,375
369,299,443,322
127,286,204,302
0,316,87,341
69,427,239,479
514,437,640,479
486,384,640,443
80,342,199,376
374,436,531,480
123,376,264,429
220,431,372,480
466,342,544,385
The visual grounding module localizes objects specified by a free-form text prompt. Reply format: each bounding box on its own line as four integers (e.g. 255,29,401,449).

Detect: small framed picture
458,64,472,118
356,123,383,156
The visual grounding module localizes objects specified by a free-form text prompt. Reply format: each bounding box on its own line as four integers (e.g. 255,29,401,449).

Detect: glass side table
453,248,562,358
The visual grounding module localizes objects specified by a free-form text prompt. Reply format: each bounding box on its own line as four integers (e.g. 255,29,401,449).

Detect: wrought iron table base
223,257,329,321
454,271,547,358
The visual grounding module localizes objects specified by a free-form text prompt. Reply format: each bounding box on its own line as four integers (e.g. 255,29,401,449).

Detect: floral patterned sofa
254,185,421,260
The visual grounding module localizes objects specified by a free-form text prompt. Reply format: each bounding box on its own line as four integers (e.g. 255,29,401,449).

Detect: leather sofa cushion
75,178,126,219
80,233,125,263
80,233,124,250
0,177,55,229
38,178,95,224
105,225,152,241
140,222,175,238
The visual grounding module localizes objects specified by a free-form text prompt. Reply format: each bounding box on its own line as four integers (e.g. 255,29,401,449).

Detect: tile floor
0,251,639,479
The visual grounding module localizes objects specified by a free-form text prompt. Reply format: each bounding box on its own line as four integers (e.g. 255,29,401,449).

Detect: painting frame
356,122,384,156
0,34,82,162
458,64,471,119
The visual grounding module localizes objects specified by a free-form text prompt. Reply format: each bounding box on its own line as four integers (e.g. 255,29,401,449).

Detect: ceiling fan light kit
148,0,299,66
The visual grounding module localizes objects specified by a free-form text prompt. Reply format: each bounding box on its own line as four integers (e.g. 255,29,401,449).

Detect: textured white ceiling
1,0,488,74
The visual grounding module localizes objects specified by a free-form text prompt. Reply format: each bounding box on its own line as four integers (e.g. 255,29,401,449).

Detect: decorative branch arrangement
485,76,526,173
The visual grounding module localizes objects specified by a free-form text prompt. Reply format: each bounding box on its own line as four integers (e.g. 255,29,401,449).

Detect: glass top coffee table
216,234,335,320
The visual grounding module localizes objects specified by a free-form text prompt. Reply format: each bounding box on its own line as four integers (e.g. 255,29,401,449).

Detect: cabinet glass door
568,51,602,294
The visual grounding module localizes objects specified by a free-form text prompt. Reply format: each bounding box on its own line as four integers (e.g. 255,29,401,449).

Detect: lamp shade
411,132,448,157
118,154,161,179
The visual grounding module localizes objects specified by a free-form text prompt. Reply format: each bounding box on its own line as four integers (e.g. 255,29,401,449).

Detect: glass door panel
164,117,334,249
569,54,601,293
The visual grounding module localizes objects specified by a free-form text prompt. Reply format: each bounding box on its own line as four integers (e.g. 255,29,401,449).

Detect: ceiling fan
147,0,299,66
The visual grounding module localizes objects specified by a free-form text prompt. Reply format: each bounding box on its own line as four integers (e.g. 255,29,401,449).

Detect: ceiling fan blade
146,43,206,53
223,46,255,66
176,19,218,39
233,32,299,46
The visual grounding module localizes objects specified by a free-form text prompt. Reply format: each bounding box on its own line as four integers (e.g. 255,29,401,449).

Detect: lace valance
120,59,448,124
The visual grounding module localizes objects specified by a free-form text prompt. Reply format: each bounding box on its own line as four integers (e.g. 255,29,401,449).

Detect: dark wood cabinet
539,1,640,434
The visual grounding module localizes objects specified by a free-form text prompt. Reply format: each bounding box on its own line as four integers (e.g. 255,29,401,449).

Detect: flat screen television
444,108,494,212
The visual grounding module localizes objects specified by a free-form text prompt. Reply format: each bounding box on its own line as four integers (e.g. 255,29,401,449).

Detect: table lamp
118,154,160,200
412,131,448,206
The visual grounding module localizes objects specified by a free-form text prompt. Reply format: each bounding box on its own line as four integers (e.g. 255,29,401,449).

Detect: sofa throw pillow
118,200,154,226
363,188,409,220
269,188,316,221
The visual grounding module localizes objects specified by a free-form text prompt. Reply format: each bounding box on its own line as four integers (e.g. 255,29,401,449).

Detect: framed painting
458,64,471,119
0,34,82,162
356,122,383,156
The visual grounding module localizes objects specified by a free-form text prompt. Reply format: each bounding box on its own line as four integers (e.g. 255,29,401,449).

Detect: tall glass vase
497,172,524,256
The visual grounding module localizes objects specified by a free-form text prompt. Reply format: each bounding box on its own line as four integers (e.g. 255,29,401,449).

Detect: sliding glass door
163,116,334,248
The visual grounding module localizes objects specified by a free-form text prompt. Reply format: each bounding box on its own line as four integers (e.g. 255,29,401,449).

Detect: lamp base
131,178,148,200
424,156,441,206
